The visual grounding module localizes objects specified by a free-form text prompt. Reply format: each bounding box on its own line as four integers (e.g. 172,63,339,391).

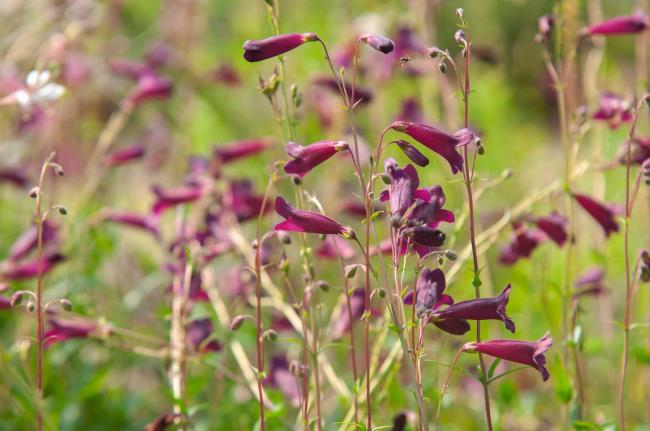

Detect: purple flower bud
264,356,301,407
410,185,455,228
406,225,446,248
395,140,429,167
99,209,160,237
102,144,146,167
572,192,621,237
145,413,182,431
129,72,173,105
433,318,471,335
274,197,354,237
383,158,420,216
186,318,221,353
435,285,515,332
284,140,348,176
533,211,568,246
243,33,318,62
45,317,97,347
465,332,553,381
1,251,64,281
391,121,465,174
593,93,633,129
360,33,395,54
213,138,271,164
584,13,649,36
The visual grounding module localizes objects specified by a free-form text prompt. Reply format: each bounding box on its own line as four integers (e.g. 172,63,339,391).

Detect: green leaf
487,358,501,379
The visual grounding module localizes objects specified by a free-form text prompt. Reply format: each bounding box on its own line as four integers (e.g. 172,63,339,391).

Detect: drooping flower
98,209,160,237
227,180,270,222
533,211,569,246
151,183,210,215
44,317,98,347
573,266,608,297
312,75,374,106
390,121,471,174
593,93,633,129
410,185,455,228
619,136,650,165
435,285,515,333
274,197,354,237
465,332,553,381
128,72,173,105
330,289,376,340
382,158,419,217
583,13,649,36
243,33,318,62
284,140,349,176
395,98,425,124
359,33,395,54
264,356,301,407
572,192,621,237
317,235,355,260
186,318,221,353
499,222,545,266
1,251,64,281
7,220,59,262
102,144,146,167
213,139,271,165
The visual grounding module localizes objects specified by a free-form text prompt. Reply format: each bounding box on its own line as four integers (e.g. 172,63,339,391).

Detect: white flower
0,69,66,111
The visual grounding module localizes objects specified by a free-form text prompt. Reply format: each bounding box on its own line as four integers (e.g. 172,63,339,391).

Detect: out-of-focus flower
341,199,367,218
410,185,455,228
0,295,11,310
593,93,633,129
274,197,354,237
7,220,59,262
98,209,160,237
533,211,569,246
583,12,649,36
465,332,553,381
212,64,241,86
618,136,650,165
317,236,356,260
403,268,452,316
499,222,545,266
1,251,64,281
330,289,366,340
359,33,395,54
572,192,621,237
213,138,271,165
536,14,555,42
145,413,182,431
128,72,173,105
284,140,348,176
391,121,470,174
435,285,515,333
227,180,270,222
0,166,29,188
102,144,146,167
151,183,210,215
186,318,221,353
264,356,301,407
573,266,608,297
311,75,373,106
382,158,419,217
243,33,318,62
0,69,65,112
395,98,425,124
44,317,98,347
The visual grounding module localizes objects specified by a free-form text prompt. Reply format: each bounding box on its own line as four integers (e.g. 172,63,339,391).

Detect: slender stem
254,242,266,431
434,346,467,431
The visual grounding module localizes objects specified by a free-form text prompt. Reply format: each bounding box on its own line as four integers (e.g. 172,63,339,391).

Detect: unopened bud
27,301,35,312
438,61,447,74
456,8,464,18
377,288,386,298
477,144,485,155
455,30,466,45
277,231,291,245
291,175,302,186
55,205,68,215
50,163,65,176
10,292,24,307
230,315,248,331
390,214,402,228
29,187,39,198
263,329,278,341
317,280,329,292
60,298,72,311
445,250,458,261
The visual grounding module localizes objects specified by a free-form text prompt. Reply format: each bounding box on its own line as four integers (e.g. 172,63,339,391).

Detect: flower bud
27,301,35,312
230,315,248,331
277,231,292,245
456,8,464,19
291,175,302,186
50,163,65,176
56,205,68,215
60,298,72,311
359,33,395,54
390,214,402,228
438,61,447,74
445,250,458,261
263,329,278,341
377,288,386,298
317,280,329,292
454,30,466,45
29,187,39,198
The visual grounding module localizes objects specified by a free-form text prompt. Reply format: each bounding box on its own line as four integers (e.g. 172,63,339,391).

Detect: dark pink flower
99,209,160,237
465,332,553,381
213,139,271,164
151,183,209,215
110,59,152,80
499,223,545,266
382,158,419,216
317,236,355,260
572,192,621,237
584,13,649,36
537,14,555,42
396,98,425,124
128,72,173,105
227,180,270,222
45,318,97,347
284,140,348,176
533,211,568,246
593,93,633,129
1,251,64,281
7,220,59,262
360,33,395,54
186,318,221,353
243,33,317,62
265,356,301,407
410,185,455,228
341,199,367,218
435,285,515,333
212,64,241,86
274,197,354,237
145,413,182,431
573,266,608,297
620,137,650,165
391,121,469,174
0,295,10,310
102,144,145,167
311,75,374,106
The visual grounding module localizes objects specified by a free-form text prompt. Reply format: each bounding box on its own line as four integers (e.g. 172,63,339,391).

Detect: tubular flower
317,235,356,260
465,332,553,381
359,33,395,54
284,140,348,176
128,72,173,105
312,75,374,105
572,192,621,237
330,288,366,340
583,13,649,36
406,225,446,248
1,251,64,281
213,138,271,165
227,180,270,222
44,318,98,347
151,183,210,215
533,211,569,246
98,209,160,237
573,266,608,297
7,220,59,262
382,158,419,217
102,144,146,167
435,284,515,333
243,33,318,62
499,222,545,266
390,121,471,174
274,197,354,237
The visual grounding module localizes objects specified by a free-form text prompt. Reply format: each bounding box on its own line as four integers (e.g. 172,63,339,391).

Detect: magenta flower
533,211,568,246
212,64,241,86
1,251,64,281
7,220,59,262
151,183,209,215
317,236,355,260
390,121,470,174
128,72,173,105
102,144,146,167
274,197,354,237
382,158,419,216
465,332,553,381
573,266,608,297
243,33,317,62
45,318,97,347
572,192,621,237
0,295,10,310
593,93,633,129
621,137,650,165
537,14,555,42
584,13,649,36
410,185,455,228
360,33,395,54
499,223,545,266
99,209,160,237
341,199,367,218
435,285,515,333
312,75,374,105
213,138,271,164
227,180,270,223
330,288,367,340
284,140,348,176
186,318,221,353
395,98,425,124
265,356,300,407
